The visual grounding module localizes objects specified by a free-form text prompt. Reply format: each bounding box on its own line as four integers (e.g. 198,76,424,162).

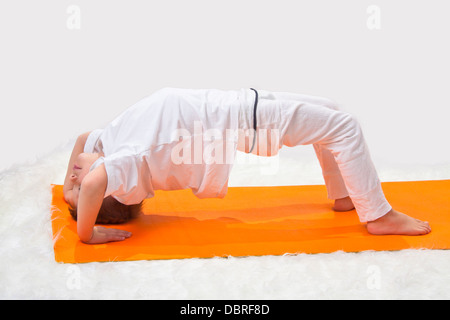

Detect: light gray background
1,0,449,173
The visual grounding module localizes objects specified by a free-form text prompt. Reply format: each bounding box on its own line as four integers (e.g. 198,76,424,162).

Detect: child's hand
83,226,132,244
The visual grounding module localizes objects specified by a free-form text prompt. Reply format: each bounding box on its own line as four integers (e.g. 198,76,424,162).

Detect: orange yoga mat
51,180,450,263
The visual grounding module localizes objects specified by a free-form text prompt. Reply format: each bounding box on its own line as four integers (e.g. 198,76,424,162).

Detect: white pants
237,89,392,223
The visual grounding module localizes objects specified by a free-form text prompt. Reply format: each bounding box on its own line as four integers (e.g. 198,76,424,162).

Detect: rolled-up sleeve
84,129,103,153
90,152,153,204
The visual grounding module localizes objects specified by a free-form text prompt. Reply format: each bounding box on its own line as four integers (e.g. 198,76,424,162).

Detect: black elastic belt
249,88,259,153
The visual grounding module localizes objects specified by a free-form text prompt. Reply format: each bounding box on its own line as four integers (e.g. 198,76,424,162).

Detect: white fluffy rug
1,141,450,300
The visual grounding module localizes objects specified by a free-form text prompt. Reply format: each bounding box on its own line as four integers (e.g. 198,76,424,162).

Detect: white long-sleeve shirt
84,87,255,205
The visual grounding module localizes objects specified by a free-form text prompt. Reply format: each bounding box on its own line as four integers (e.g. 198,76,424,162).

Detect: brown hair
68,196,142,224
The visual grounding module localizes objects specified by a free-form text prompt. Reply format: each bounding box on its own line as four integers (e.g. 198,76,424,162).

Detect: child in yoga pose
63,87,431,244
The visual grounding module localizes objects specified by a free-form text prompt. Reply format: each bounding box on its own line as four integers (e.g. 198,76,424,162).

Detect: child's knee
332,112,364,143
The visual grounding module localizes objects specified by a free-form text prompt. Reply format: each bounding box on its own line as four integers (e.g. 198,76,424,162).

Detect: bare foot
367,209,431,236
333,196,355,212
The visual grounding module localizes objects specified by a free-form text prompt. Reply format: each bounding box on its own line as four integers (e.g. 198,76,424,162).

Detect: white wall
1,0,449,173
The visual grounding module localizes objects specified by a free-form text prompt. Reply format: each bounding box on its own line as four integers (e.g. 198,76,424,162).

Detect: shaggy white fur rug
1,141,450,300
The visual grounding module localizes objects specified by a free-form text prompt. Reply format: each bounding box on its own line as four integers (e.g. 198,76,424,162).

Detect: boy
63,88,431,244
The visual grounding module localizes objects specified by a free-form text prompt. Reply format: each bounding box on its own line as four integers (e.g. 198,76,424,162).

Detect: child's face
66,153,101,208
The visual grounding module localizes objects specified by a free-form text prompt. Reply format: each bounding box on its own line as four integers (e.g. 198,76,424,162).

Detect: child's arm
77,163,132,244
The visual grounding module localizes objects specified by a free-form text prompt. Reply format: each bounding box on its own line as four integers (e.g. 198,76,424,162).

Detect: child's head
68,196,142,224
65,152,101,208
65,152,142,224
